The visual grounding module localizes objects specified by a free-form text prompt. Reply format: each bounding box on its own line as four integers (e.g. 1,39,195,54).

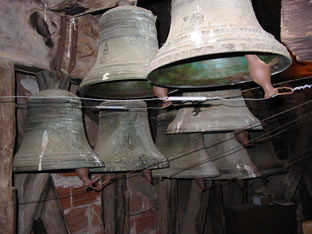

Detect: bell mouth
79,79,179,99
147,52,292,89
79,79,155,99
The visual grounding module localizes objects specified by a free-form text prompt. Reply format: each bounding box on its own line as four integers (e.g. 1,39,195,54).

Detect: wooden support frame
0,58,16,234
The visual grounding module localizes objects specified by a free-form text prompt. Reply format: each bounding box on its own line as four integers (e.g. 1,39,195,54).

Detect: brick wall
52,173,104,234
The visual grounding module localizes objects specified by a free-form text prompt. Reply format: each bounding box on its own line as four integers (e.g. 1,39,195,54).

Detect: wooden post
0,58,16,234
102,173,129,234
15,173,50,233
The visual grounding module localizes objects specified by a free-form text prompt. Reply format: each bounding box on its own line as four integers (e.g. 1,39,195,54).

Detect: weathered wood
65,15,99,79
45,0,138,16
15,173,49,233
205,182,226,234
197,181,211,234
155,180,170,233
181,180,202,234
102,174,129,234
281,0,312,62
0,1,60,70
37,176,69,233
15,173,69,234
0,58,16,234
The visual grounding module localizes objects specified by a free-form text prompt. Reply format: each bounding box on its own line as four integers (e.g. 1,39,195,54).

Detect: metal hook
276,87,294,96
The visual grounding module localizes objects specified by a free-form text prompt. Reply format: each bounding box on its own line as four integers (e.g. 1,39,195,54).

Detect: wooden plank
181,180,202,234
156,180,170,233
45,0,138,16
15,173,50,233
38,176,69,233
0,1,60,69
0,58,16,234
102,173,129,234
281,0,312,62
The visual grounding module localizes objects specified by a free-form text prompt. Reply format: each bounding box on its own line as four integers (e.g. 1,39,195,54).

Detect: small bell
204,132,260,180
90,101,169,172
13,89,104,172
79,6,159,99
167,89,263,134
152,110,220,178
247,131,287,177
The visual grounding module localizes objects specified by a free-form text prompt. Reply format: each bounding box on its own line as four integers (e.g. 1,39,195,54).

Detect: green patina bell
247,131,287,177
147,0,291,88
204,132,260,180
13,89,104,172
79,6,159,99
90,101,169,172
152,110,220,179
167,89,263,134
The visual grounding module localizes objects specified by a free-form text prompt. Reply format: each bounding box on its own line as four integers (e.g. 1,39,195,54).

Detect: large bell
13,89,104,172
152,110,220,178
204,132,260,180
79,6,159,99
247,131,287,177
147,0,291,88
167,89,262,134
90,101,169,172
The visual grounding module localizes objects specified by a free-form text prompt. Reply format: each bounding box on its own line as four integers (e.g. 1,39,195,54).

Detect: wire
15,85,312,205
0,83,311,108
18,109,312,205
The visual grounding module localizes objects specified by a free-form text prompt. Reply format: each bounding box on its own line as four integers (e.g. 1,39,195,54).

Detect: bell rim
147,52,292,88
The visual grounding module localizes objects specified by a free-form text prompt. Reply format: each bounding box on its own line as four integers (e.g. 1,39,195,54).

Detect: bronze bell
204,132,260,180
147,0,291,88
247,131,287,177
79,6,159,99
152,110,220,178
167,89,262,134
90,101,169,172
13,89,104,172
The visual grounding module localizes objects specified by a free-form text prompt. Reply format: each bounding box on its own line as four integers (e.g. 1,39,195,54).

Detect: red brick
129,217,136,234
129,192,151,214
72,186,100,207
56,187,71,209
134,210,156,234
66,207,89,232
91,204,103,227
61,172,77,177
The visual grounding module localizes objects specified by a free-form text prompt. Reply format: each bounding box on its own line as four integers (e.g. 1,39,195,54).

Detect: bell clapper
245,54,278,98
75,168,102,191
234,129,254,148
153,86,172,106
75,168,92,187
142,169,153,183
195,178,208,191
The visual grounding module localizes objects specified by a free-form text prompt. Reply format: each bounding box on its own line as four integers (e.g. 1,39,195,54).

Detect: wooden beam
0,1,60,70
15,173,50,233
45,0,138,16
102,174,129,234
281,0,312,62
0,58,16,234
